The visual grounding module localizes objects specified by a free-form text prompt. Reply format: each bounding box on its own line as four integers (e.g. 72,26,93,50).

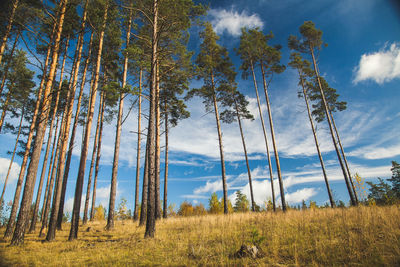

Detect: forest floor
0,205,399,266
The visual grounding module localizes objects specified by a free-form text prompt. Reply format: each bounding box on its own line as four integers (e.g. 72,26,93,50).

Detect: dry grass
1,205,399,266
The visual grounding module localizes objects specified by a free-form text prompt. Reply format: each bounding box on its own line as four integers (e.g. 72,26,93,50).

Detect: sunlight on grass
1,205,399,266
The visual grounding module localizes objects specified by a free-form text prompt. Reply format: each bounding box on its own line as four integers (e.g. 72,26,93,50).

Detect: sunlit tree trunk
68,1,108,241
4,20,56,240
0,0,19,65
309,45,356,206
10,0,68,246
250,61,275,211
260,63,286,211
211,73,228,214
299,72,335,208
133,69,142,221
28,37,69,234
106,8,133,229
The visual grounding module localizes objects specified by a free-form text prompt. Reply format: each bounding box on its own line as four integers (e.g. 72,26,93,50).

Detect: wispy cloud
209,8,263,36
354,43,400,84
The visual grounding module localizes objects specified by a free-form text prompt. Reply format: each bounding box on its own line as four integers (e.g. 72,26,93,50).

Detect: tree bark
250,61,275,211
299,71,335,208
260,63,286,211
68,2,108,241
83,92,103,225
155,61,161,220
211,72,228,214
57,30,93,229
309,45,356,206
39,113,60,233
144,0,158,238
0,106,24,205
10,0,68,246
163,102,168,218
233,98,255,211
139,137,149,226
106,8,133,229
89,96,105,221
0,0,19,65
4,20,56,240
133,69,142,221
329,110,358,204
28,38,69,234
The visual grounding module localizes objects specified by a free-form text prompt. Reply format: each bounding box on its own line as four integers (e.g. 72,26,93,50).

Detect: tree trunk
39,114,60,231
250,61,275,211
133,69,142,221
0,0,19,65
68,2,108,241
4,20,56,240
163,102,168,218
89,100,104,222
0,32,20,100
155,61,161,220
260,63,286,211
211,73,228,214
329,109,359,204
299,72,335,208
57,29,93,229
0,106,24,205
28,38,69,233
233,98,255,211
0,91,12,133
139,137,149,226
10,0,68,245
106,8,132,229
82,92,103,225
144,0,158,239
309,45,356,206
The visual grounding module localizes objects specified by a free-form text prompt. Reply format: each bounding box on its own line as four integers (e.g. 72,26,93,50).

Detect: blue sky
1,0,400,214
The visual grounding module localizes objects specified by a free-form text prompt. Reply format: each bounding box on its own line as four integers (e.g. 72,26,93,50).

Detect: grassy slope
0,205,399,266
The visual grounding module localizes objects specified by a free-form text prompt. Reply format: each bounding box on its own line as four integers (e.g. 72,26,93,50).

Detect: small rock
234,244,265,259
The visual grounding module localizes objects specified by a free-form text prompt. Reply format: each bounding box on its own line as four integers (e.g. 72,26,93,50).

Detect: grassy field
0,205,399,266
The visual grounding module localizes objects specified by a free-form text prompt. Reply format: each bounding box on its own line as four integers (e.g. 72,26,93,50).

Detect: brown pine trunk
68,2,108,241
233,98,255,211
0,32,20,100
139,137,149,226
155,61,161,220
39,113,60,229
0,106,24,205
299,72,335,208
4,20,56,240
28,38,69,233
144,0,158,239
57,29,93,229
90,97,105,221
10,0,68,246
163,102,168,218
250,61,275,211
260,63,286,211
211,73,228,214
0,0,19,65
106,8,132,229
83,92,103,225
309,46,356,206
329,110,358,204
133,69,142,221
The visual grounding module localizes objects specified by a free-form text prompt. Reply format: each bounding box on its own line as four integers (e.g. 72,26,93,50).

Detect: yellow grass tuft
1,205,399,266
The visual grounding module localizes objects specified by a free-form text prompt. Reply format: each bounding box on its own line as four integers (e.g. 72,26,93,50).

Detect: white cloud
0,157,21,184
193,180,222,195
209,9,263,36
348,144,400,159
284,188,318,204
354,43,400,84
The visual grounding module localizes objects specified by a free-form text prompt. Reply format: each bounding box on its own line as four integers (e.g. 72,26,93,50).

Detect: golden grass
1,205,399,266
